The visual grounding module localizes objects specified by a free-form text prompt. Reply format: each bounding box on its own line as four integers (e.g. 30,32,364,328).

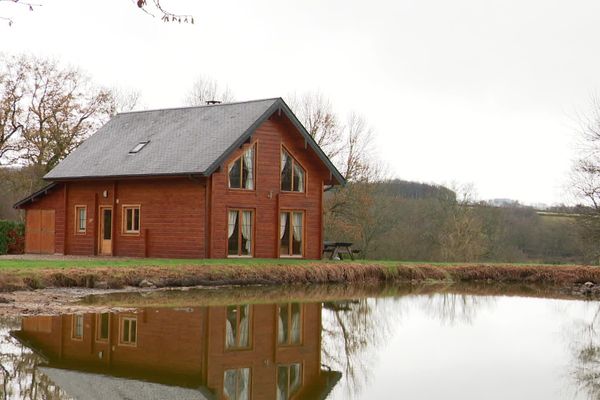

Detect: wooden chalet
14,98,345,259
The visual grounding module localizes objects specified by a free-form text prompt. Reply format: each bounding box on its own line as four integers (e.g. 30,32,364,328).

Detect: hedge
0,220,25,255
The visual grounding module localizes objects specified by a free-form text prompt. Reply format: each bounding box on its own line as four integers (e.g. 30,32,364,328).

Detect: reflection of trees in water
0,317,68,400
568,303,600,400
416,292,496,326
321,298,393,399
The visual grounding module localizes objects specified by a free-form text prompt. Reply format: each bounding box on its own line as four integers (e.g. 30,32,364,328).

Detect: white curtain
293,164,304,192
244,147,254,189
227,162,235,189
290,364,301,393
241,211,252,254
280,212,288,240
291,304,301,344
292,212,302,242
281,150,288,172
239,305,249,347
239,368,250,400
277,307,286,344
225,317,235,348
223,369,235,399
228,211,238,239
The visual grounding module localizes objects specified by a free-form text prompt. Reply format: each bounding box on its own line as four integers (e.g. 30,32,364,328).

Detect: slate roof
39,367,214,400
44,98,345,184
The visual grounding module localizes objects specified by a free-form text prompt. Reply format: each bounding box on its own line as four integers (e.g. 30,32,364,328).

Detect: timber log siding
19,114,330,259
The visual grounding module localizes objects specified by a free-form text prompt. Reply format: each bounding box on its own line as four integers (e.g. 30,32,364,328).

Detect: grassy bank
0,257,599,292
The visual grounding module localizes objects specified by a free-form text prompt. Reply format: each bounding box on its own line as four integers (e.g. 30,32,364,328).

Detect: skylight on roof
129,141,149,154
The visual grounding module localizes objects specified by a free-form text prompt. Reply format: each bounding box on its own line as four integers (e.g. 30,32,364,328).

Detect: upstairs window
281,149,305,192
228,145,255,190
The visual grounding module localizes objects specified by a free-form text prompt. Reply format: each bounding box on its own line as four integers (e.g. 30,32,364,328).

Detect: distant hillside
379,179,456,200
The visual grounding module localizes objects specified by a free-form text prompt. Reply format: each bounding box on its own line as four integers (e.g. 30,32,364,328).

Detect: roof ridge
117,97,282,116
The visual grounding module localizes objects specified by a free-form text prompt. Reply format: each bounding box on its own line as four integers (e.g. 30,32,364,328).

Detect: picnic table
323,241,358,260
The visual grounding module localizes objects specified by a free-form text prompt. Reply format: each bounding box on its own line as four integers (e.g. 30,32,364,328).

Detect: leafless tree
0,55,115,174
184,76,235,106
0,56,26,163
108,87,143,115
1,0,193,26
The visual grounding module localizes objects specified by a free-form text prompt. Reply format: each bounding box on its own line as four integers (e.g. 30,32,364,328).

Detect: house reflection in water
14,302,340,400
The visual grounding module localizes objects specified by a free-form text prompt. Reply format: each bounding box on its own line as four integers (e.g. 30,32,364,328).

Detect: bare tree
287,92,343,162
1,1,193,26
0,56,26,163
108,87,143,116
184,76,235,106
1,55,115,173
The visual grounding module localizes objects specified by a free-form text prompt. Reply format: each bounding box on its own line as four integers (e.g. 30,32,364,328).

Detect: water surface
1,285,598,399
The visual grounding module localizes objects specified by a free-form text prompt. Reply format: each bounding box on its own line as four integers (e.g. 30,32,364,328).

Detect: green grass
0,256,584,270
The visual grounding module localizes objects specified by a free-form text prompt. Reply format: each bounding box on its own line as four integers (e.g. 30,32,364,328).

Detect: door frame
98,206,113,256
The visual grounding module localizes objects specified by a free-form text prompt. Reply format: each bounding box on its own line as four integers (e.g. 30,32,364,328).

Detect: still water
1,285,599,399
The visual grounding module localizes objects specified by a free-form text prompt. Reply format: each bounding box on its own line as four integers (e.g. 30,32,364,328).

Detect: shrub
0,220,25,255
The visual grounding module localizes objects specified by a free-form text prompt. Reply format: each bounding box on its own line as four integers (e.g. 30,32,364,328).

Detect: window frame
276,363,303,400
71,314,84,341
224,304,253,351
121,205,141,235
74,205,87,234
276,303,303,347
280,146,306,194
95,312,110,342
279,210,305,258
227,143,257,191
227,208,255,258
118,315,138,347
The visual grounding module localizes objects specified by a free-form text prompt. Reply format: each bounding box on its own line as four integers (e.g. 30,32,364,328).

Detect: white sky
2,0,599,205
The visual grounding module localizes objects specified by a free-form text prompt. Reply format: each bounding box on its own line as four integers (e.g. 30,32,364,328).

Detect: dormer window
281,149,305,192
129,141,149,154
228,144,255,190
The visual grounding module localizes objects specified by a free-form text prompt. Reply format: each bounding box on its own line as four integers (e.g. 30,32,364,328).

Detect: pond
0,284,599,399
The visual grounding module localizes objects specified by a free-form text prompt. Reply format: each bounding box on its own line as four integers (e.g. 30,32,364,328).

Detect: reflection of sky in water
325,295,595,400
0,291,598,399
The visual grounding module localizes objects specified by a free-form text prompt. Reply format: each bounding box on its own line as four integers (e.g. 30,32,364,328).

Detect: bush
0,220,25,255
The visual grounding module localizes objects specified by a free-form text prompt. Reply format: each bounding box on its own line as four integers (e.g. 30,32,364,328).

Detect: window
123,206,140,234
72,315,84,340
223,368,251,400
228,144,255,190
96,313,109,341
129,141,149,154
120,316,137,345
75,206,86,233
228,209,253,257
277,303,302,346
277,363,302,400
226,305,251,350
280,149,305,192
279,211,303,257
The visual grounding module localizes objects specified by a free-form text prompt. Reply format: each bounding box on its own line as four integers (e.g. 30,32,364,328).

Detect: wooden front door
25,209,55,254
99,207,113,255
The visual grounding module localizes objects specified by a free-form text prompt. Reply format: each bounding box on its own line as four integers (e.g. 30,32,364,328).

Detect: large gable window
281,149,305,192
228,145,255,190
228,209,253,257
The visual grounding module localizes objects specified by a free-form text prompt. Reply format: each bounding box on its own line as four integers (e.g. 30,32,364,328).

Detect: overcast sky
2,0,599,205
